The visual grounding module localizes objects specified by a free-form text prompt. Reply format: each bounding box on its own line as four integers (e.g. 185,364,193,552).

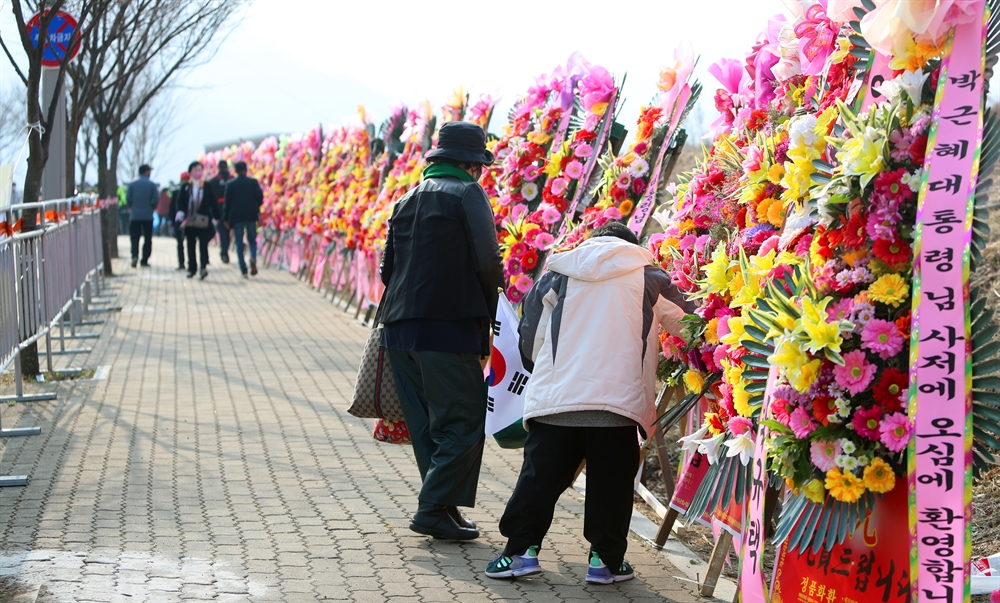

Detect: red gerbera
521,250,539,271
812,395,836,427
873,235,912,265
895,312,911,339
873,368,908,412
842,213,867,249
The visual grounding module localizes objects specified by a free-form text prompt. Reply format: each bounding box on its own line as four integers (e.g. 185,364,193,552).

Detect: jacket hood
546,236,654,282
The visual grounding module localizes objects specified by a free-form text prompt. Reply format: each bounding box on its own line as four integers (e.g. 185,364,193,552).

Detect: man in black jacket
223,161,264,278
380,121,504,541
208,160,234,264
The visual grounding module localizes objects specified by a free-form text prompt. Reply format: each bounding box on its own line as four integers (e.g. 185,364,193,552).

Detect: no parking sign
27,10,79,67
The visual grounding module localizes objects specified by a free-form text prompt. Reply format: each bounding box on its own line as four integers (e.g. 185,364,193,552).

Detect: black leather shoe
447,506,476,530
410,504,479,540
186,271,196,278
220,253,230,264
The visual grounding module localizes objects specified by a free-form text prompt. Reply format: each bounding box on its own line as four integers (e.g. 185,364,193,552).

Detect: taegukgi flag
485,296,531,436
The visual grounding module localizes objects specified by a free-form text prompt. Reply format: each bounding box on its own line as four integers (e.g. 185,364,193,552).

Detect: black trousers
499,421,640,570
217,221,231,256
185,227,212,271
129,220,153,262
386,349,486,508
174,225,186,268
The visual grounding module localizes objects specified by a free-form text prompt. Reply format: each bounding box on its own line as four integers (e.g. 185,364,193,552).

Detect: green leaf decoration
850,47,872,59
744,369,771,381
848,35,869,48
744,324,770,343
743,354,771,369
745,381,768,394
743,340,775,357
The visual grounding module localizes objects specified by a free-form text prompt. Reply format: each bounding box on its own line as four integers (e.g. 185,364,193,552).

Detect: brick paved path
0,238,703,602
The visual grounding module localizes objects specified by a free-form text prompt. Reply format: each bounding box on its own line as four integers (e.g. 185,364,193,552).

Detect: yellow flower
703,244,734,295
727,272,746,300
620,200,635,216
841,249,867,268
825,468,866,503
769,339,808,372
767,164,785,185
863,458,896,494
788,358,822,393
720,316,747,348
801,478,826,504
731,270,761,308
733,381,753,418
868,273,909,307
683,370,705,394
528,131,552,146
705,318,720,345
781,157,816,203
837,131,885,188
756,198,775,222
798,297,842,354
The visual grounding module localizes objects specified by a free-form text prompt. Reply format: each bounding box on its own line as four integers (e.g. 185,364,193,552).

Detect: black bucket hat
426,122,495,165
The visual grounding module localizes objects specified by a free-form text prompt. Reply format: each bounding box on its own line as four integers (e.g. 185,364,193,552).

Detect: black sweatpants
386,349,487,508
129,220,153,262
499,421,640,570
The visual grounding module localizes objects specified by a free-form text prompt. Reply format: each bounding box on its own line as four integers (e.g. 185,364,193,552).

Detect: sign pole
41,67,67,200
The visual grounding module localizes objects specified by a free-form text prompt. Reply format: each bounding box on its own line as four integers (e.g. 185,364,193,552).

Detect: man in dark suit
223,161,264,278
380,122,504,541
207,160,234,264
172,160,219,280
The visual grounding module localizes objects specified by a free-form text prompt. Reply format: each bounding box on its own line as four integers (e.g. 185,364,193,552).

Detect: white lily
724,432,755,466
697,433,726,465
678,423,710,454
897,69,930,105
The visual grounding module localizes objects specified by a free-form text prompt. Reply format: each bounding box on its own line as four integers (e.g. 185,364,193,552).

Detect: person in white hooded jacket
486,222,691,584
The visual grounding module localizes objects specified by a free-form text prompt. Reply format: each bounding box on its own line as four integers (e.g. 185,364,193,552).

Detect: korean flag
485,295,531,436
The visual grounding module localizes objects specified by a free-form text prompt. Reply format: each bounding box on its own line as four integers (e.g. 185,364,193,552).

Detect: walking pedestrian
485,222,690,584
223,161,264,278
126,164,158,268
208,160,234,264
168,172,191,270
155,187,172,235
380,121,504,541
172,161,219,280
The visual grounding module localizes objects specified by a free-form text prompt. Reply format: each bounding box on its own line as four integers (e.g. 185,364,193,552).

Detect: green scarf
422,162,476,183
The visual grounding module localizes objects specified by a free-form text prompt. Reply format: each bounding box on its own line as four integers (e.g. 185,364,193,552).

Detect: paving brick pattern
0,238,701,602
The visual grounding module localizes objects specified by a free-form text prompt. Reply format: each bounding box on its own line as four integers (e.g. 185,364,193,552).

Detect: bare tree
88,0,244,269
1,0,106,376
0,87,27,165
119,86,180,187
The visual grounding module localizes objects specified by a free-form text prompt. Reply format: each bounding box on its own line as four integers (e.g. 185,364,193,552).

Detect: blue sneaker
485,546,542,579
585,551,635,584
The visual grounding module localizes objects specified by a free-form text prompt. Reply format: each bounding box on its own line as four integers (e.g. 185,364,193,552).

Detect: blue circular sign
27,11,78,67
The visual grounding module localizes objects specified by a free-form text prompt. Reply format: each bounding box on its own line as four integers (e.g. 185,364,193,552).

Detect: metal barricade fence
0,195,104,486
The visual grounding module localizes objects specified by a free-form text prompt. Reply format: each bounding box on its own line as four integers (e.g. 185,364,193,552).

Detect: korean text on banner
486,296,531,436
908,4,986,602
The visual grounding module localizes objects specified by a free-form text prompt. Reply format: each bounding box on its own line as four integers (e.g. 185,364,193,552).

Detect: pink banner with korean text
908,4,986,603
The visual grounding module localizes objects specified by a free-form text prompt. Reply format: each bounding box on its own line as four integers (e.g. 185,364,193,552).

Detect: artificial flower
834,350,877,395
852,405,884,441
825,467,865,503
789,358,823,393
521,182,539,201
872,236,912,265
790,406,818,439
724,432,755,466
698,433,726,464
879,412,912,452
684,370,706,394
868,273,908,307
863,457,896,493
810,439,842,473
873,368,908,412
801,478,826,504
679,423,711,453
861,318,905,359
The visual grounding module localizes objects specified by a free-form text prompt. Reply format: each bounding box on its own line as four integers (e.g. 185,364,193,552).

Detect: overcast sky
2,0,782,188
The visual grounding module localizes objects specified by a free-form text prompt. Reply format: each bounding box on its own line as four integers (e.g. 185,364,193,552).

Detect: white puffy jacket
518,236,690,437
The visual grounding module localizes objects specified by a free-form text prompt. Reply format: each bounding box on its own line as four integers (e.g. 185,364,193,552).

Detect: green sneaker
585,551,634,584
485,546,542,579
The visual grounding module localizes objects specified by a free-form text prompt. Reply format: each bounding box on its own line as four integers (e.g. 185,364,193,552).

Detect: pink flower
511,204,528,222
790,406,818,439
505,257,523,276
513,274,534,294
852,405,884,441
879,412,912,452
728,416,753,436
632,178,647,197
550,177,568,196
826,298,854,322
772,398,791,427
633,141,649,156
861,319,905,360
991,589,1000,603
616,172,632,188
566,160,584,179
574,144,593,158
834,350,877,396
523,166,540,181
506,286,524,303
511,242,528,257
810,439,842,472
534,233,554,250
603,207,623,221
541,206,561,225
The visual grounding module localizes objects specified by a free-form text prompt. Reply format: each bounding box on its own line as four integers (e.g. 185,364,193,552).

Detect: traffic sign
27,11,79,67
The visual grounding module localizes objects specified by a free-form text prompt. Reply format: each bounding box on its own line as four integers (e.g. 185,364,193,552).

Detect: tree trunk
96,131,115,273
65,118,79,195
17,82,48,378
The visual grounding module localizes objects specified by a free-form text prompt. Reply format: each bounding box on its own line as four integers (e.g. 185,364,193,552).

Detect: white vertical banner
485,296,531,436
